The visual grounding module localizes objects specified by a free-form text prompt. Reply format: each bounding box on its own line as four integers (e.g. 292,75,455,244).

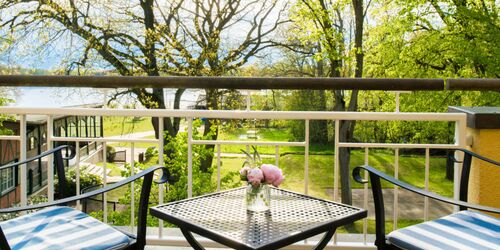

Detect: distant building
0,104,103,208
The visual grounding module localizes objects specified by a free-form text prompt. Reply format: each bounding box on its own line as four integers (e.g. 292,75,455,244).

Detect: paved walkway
80,162,125,183
327,188,453,220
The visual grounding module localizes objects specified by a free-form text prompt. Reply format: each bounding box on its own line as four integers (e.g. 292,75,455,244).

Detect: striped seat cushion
387,210,500,250
0,206,130,250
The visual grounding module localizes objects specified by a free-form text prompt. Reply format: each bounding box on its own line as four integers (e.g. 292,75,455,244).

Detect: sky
0,0,285,107
9,87,203,109
11,87,103,107
0,0,286,71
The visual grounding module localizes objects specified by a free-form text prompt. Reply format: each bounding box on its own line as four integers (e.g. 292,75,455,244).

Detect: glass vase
246,183,270,212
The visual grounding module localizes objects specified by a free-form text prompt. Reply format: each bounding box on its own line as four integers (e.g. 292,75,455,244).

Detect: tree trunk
336,0,363,206
148,88,185,161
200,89,219,172
311,90,328,144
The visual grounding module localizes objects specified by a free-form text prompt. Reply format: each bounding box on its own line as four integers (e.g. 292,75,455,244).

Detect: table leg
313,228,336,250
180,228,205,250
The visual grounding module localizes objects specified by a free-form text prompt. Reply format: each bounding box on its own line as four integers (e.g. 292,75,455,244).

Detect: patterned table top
151,187,366,249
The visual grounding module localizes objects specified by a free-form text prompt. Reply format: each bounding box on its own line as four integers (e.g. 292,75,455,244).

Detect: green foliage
285,90,330,143
106,145,116,162
0,91,14,135
108,119,240,226
56,168,103,198
144,146,158,162
355,90,500,144
365,0,499,78
0,195,49,221
241,146,262,168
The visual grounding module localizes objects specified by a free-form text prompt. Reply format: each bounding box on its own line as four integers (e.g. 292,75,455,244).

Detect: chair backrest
0,145,74,201
453,149,500,210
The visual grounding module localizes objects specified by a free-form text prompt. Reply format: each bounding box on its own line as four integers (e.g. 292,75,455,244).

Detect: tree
289,0,368,205
365,0,499,78
0,0,287,171
264,44,330,143
364,0,499,179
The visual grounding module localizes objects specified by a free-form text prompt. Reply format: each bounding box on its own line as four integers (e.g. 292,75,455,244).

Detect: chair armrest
0,165,170,213
453,148,500,166
0,145,74,171
353,165,500,214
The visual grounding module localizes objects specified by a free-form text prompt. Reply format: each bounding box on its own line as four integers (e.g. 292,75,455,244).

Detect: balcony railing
0,76,497,249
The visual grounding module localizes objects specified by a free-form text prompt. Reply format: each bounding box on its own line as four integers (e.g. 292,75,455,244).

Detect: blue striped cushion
387,210,500,250
0,206,130,250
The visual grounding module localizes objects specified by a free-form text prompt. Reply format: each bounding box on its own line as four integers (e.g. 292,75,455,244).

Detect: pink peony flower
247,168,264,187
239,166,251,181
271,173,284,187
261,164,284,187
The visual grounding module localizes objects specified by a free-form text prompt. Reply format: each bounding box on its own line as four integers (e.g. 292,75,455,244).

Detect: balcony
0,76,498,249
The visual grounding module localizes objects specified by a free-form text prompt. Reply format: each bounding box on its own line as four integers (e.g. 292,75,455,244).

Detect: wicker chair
353,148,500,250
0,145,172,250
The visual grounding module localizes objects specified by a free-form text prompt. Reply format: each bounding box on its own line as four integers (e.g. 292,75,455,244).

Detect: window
0,162,16,195
29,137,36,150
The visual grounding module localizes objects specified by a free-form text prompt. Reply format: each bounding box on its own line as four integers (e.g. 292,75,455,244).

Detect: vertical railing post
454,117,466,212
304,119,309,194
102,91,108,223
217,144,221,191
158,117,164,237
102,141,107,223
46,115,54,201
424,148,430,221
130,142,135,232
334,120,340,202
76,143,81,210
187,118,193,198
393,148,399,230
363,147,369,244
333,119,341,246
19,115,27,208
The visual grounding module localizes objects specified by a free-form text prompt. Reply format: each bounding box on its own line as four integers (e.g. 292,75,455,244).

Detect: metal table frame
151,187,367,250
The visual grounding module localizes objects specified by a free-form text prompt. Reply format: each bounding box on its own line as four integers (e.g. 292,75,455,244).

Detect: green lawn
216,151,453,200
337,219,423,234
108,135,158,148
94,162,123,176
103,116,154,136
93,162,127,201
100,124,453,201
218,128,333,154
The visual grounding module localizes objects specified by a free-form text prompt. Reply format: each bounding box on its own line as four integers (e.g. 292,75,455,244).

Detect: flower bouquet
240,146,284,212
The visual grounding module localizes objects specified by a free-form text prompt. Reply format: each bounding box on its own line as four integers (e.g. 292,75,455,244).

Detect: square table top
151,187,367,250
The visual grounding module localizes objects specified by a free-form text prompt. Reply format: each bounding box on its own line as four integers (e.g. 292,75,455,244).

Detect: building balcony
0,76,498,249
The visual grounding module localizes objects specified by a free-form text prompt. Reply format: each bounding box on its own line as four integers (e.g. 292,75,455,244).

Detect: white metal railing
0,107,467,249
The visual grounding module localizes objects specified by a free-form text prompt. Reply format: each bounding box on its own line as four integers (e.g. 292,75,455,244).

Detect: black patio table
150,187,367,250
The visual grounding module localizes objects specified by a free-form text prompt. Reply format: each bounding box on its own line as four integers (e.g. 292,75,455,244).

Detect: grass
218,128,333,154
94,162,123,176
216,151,453,200
108,134,158,148
337,219,423,234
93,162,127,201
103,116,153,136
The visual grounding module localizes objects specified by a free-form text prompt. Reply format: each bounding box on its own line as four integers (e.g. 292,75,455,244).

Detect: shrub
56,168,103,198
106,145,116,162
144,146,158,161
